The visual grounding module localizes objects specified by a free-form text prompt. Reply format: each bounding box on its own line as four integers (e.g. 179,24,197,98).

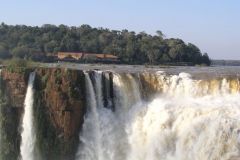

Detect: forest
0,23,211,65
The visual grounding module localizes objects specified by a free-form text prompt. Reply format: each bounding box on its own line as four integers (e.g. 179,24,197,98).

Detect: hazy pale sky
0,0,239,59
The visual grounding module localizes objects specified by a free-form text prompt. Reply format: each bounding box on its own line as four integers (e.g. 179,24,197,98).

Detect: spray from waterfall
76,71,240,160
20,72,36,160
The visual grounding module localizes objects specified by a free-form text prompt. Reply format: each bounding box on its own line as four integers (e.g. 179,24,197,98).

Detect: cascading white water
113,73,141,112
76,72,103,160
94,71,104,108
20,72,36,160
76,72,141,160
127,95,240,160
76,71,240,160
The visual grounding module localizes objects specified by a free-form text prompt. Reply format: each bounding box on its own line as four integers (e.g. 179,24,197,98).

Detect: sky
0,0,239,60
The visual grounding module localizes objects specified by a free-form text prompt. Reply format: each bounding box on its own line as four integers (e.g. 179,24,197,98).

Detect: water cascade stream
20,72,36,160
76,71,240,160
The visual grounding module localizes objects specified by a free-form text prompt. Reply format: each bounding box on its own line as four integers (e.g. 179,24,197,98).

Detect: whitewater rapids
76,71,240,160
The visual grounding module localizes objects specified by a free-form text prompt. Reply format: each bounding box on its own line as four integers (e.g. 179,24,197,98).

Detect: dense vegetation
0,23,211,65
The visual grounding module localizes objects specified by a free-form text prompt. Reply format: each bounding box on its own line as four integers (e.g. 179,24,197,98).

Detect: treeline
0,23,211,65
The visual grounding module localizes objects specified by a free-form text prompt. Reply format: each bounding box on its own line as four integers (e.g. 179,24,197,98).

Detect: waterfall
76,72,143,160
112,73,141,112
76,72,103,160
76,71,240,160
94,71,104,109
126,73,240,160
20,72,36,160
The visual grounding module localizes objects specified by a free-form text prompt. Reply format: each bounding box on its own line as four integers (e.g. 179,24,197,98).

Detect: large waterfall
76,71,240,160
1,67,240,160
20,72,36,160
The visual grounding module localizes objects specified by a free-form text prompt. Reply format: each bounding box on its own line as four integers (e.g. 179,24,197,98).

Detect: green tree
12,46,29,59
201,53,211,65
0,23,211,65
156,30,165,39
0,45,11,59
44,40,58,53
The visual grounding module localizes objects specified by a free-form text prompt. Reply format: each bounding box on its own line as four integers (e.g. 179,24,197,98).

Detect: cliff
0,69,32,160
34,68,86,160
0,68,87,160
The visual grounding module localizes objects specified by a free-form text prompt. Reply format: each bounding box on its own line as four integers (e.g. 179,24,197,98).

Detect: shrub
3,58,32,73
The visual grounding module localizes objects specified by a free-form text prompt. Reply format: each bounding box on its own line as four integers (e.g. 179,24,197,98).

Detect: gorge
0,65,240,160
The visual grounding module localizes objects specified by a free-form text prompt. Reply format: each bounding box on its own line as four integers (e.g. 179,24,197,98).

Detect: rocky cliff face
0,68,87,160
35,68,86,139
34,68,86,160
0,69,30,160
1,70,30,108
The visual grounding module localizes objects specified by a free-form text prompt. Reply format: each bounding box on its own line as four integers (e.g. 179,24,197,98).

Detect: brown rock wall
35,68,86,139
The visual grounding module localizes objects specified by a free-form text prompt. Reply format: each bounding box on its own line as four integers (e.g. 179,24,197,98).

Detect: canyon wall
0,68,87,160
